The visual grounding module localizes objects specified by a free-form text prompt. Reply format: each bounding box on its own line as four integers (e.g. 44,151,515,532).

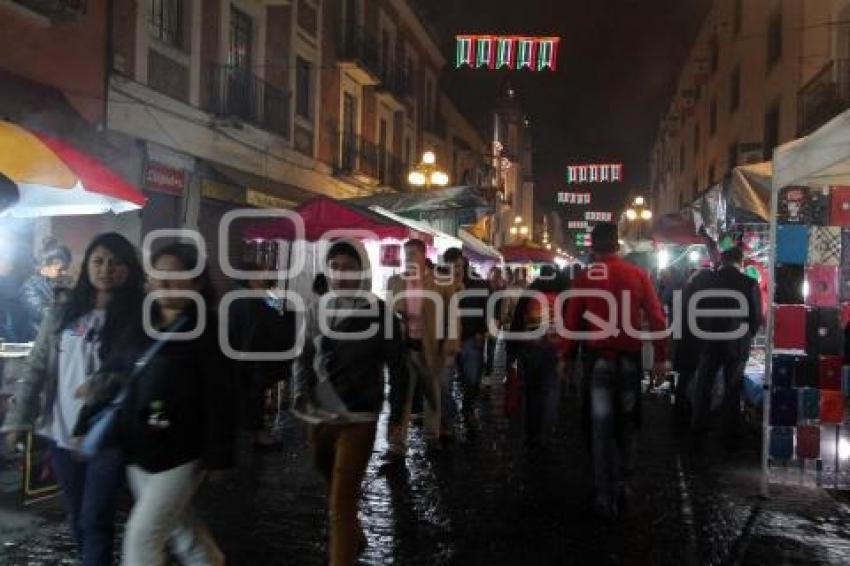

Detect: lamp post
508,214,529,242
624,195,653,240
408,150,450,190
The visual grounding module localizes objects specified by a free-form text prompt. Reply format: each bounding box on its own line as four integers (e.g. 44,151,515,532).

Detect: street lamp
408,150,449,190
624,195,652,240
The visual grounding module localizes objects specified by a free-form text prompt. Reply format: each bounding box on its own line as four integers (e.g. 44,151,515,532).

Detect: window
229,7,252,70
733,0,743,37
378,119,388,184
150,0,183,48
730,66,741,113
728,141,739,170
708,162,716,185
405,54,416,93
693,178,699,199
297,0,317,36
679,144,685,173
424,78,434,129
693,122,700,155
767,7,783,70
763,99,781,160
381,29,391,80
296,57,312,119
405,137,412,171
710,35,719,75
342,92,356,169
709,98,717,136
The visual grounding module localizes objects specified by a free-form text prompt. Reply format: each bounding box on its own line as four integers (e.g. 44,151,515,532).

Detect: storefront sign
566,164,623,184
201,180,245,204
245,189,298,210
145,162,185,195
585,211,613,222
557,192,591,205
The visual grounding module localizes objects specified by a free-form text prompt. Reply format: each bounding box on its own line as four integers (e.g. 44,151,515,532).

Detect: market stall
763,108,850,492
458,229,503,276
243,196,434,299
0,121,147,505
499,242,556,279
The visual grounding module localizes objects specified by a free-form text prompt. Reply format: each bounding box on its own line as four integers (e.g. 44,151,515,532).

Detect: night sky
420,0,711,226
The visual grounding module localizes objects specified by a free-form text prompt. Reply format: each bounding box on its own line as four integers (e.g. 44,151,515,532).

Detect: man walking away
444,248,490,429
293,239,409,565
691,246,762,448
564,223,669,521
506,264,568,448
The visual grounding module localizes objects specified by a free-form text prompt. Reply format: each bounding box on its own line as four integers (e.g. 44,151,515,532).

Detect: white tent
773,109,850,189
762,108,850,496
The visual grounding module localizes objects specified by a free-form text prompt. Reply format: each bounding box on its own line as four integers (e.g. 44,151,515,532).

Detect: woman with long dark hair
2,232,145,566
113,242,235,566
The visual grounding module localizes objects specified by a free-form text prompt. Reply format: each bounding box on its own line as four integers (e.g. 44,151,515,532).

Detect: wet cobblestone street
3,380,850,565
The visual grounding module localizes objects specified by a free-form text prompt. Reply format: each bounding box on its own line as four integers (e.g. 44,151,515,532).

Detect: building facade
650,0,850,216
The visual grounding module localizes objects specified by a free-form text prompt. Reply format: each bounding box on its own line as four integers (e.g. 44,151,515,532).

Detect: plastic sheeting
774,109,850,189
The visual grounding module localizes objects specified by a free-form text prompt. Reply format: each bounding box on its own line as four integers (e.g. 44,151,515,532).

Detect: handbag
779,186,810,224
810,188,832,226
830,187,850,227
776,224,809,265
79,318,186,459
773,305,806,350
808,226,842,266
805,265,838,308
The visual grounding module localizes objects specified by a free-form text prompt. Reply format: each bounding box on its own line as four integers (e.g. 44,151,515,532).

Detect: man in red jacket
563,223,670,521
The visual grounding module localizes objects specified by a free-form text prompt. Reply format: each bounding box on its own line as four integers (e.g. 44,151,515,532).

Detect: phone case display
810,188,832,226
843,366,850,396
820,390,845,424
773,355,801,388
795,357,819,388
770,184,850,489
769,427,795,460
799,388,820,421
774,306,807,350
779,187,810,224
797,425,821,459
770,389,799,426
775,265,805,304
776,224,810,265
830,187,850,227
806,308,843,357
807,227,842,265
805,265,839,307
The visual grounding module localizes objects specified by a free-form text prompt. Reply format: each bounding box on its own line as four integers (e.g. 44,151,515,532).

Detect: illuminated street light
514,215,523,224
634,196,646,206
519,225,529,236
408,150,449,189
626,209,638,221
640,209,653,220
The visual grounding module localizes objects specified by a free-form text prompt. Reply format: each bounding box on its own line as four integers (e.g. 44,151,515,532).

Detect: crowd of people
0,220,765,565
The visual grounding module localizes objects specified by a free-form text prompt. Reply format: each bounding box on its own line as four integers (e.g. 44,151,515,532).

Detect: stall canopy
774,109,850,188
731,161,772,221
458,229,503,263
243,196,433,244
368,205,460,250
651,211,702,245
0,120,147,217
499,242,555,263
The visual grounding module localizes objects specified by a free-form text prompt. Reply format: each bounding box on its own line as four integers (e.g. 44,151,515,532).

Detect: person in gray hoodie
293,239,409,566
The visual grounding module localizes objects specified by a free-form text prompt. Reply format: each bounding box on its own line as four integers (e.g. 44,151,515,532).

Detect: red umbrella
244,196,433,244
499,243,556,263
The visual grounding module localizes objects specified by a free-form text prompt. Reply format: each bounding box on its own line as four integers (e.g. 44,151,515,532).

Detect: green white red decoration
568,220,588,229
456,35,559,71
566,163,623,184
585,211,613,222
558,192,591,204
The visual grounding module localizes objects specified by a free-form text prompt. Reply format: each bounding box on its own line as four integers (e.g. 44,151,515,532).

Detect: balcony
332,129,406,189
8,0,85,21
208,65,291,139
337,25,381,85
376,63,411,106
798,60,850,136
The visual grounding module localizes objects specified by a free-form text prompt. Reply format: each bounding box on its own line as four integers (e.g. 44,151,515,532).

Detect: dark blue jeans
519,345,561,445
49,444,125,566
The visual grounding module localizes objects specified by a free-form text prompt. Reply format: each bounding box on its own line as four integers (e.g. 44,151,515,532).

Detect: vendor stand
498,242,556,279
763,108,850,492
0,120,147,505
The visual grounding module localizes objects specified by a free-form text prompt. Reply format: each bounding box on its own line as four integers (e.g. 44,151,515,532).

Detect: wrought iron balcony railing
798,60,850,136
208,65,291,139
